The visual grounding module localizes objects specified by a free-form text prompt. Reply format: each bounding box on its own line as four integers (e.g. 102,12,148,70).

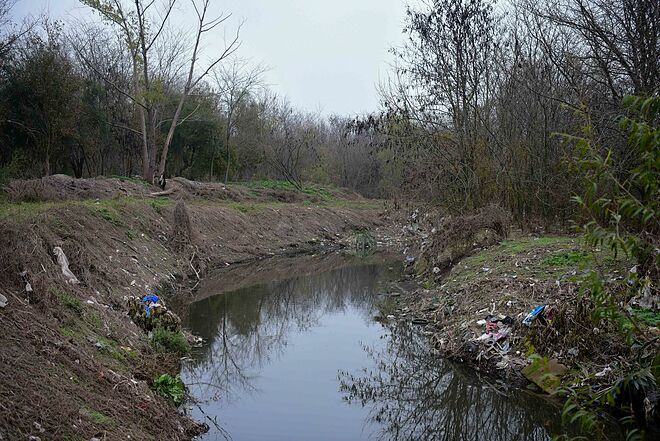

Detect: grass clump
153,374,185,405
151,328,190,354
543,250,592,267
52,288,84,315
59,326,78,338
351,228,376,257
90,205,122,226
80,405,114,426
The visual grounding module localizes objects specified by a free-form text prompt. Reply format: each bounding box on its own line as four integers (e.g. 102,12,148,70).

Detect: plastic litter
0,293,7,308
522,305,546,326
142,295,160,318
53,247,80,285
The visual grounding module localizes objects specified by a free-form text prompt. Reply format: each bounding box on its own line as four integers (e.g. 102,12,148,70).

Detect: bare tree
210,57,267,183
79,0,240,185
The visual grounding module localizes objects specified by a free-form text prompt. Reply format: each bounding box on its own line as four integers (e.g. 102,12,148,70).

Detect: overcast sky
10,0,408,116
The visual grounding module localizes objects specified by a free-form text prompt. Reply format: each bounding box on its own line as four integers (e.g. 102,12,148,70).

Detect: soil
0,177,397,440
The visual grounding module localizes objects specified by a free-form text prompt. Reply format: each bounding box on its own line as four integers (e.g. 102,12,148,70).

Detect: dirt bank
0,177,395,440
385,207,659,437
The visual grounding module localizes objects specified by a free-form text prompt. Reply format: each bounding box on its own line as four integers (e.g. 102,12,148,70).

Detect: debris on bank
387,205,659,430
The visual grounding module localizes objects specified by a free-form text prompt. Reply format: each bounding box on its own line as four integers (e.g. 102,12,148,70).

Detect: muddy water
181,254,565,441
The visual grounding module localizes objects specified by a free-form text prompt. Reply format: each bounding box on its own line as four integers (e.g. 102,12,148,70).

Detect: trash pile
471,314,519,366
459,303,567,379
126,294,181,332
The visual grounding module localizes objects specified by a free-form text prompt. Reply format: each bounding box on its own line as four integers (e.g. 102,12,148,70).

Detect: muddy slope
0,179,389,440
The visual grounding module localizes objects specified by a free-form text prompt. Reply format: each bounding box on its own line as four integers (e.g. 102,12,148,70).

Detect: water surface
181,254,566,440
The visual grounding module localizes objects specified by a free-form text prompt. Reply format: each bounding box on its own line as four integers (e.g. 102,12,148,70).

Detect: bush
153,374,185,405
150,328,190,354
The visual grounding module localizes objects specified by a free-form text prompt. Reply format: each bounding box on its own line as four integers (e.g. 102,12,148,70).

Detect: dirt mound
415,204,512,276
166,177,250,201
4,175,155,202
2,175,358,205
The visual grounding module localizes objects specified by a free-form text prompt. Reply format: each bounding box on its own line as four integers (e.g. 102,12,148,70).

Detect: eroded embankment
0,177,394,440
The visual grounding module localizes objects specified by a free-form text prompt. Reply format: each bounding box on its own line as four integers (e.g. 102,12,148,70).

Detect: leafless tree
210,57,267,183
78,0,240,185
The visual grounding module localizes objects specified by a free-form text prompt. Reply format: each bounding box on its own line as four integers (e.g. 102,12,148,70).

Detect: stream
181,253,567,440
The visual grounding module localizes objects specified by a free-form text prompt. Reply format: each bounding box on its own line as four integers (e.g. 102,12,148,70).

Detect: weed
91,206,122,226
245,179,336,200
630,307,660,327
151,328,190,354
153,374,185,405
125,229,136,240
51,288,84,315
86,312,103,330
543,250,592,267
351,228,376,257
80,405,114,426
225,202,253,213
149,198,170,214
59,326,78,338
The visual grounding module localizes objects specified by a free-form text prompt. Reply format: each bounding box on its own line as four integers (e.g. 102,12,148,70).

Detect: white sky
10,0,408,116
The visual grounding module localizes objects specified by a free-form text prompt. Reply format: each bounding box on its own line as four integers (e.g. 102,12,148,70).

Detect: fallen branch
149,188,176,197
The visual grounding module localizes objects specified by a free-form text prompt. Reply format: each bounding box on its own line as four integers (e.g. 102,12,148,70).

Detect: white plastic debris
0,294,7,308
53,247,80,285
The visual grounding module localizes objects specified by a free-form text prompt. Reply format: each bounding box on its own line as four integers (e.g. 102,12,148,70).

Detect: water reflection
183,258,397,404
339,321,561,441
183,255,568,441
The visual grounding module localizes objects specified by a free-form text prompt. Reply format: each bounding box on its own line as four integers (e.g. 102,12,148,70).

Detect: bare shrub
417,204,512,275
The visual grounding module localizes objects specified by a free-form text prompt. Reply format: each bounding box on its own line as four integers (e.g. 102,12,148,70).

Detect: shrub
150,328,190,354
153,374,185,405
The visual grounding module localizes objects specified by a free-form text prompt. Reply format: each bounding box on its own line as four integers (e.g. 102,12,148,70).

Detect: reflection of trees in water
339,322,560,441
182,262,396,402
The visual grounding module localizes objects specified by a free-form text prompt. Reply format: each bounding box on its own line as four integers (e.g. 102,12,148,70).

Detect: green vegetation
51,288,84,315
59,326,78,338
555,96,660,440
350,228,376,257
79,405,114,426
92,206,122,225
244,179,335,201
542,250,592,268
150,328,190,355
153,374,185,405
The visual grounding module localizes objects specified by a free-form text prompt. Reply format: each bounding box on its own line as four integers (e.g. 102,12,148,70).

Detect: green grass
80,406,114,426
631,307,660,327
59,326,79,338
0,195,174,221
441,235,615,290
51,288,84,315
242,179,335,200
151,328,190,354
543,250,592,267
